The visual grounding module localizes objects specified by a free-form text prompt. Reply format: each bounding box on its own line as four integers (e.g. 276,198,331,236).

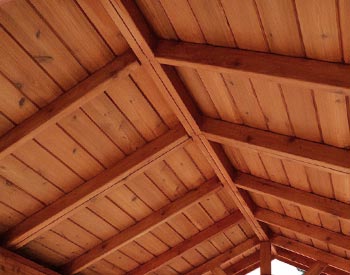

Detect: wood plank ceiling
0,0,350,274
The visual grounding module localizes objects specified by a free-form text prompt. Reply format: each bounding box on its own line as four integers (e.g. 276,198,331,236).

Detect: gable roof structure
0,1,350,275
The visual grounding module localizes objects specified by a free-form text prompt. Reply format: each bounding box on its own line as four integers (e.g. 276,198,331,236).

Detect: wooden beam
223,251,260,275
276,248,348,275
0,246,61,275
201,117,350,174
108,0,270,242
235,172,350,220
61,178,223,274
0,51,138,161
272,236,350,272
1,126,188,249
260,242,271,275
212,267,228,275
128,211,244,275
276,249,313,272
155,40,350,95
255,208,350,252
235,262,260,275
305,262,328,275
185,237,260,275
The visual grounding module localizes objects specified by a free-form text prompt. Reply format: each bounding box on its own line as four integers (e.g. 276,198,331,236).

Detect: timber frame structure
0,0,350,275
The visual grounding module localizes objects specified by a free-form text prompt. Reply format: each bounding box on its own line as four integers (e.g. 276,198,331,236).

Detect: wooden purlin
127,211,244,275
61,178,223,274
0,51,138,161
223,251,260,275
1,126,189,249
154,40,350,95
106,0,270,242
235,172,350,220
255,208,350,252
200,117,350,174
305,262,328,275
276,249,349,275
272,236,350,272
0,247,61,275
185,237,260,275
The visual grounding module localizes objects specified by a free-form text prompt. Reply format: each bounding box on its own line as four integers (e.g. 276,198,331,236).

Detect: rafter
185,237,260,275
1,125,188,249
255,208,350,252
223,251,260,275
127,211,244,275
276,248,348,275
212,267,229,275
61,178,222,274
103,0,270,242
272,236,350,272
305,262,328,275
0,50,138,160
260,242,271,275
0,247,60,275
235,172,350,220
201,117,350,174
235,262,260,275
155,40,350,95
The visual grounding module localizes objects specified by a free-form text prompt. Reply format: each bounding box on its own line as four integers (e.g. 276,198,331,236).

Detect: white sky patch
247,259,304,275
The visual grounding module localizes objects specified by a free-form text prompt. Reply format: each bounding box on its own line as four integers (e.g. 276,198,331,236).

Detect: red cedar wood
2,126,189,249
104,0,270,242
276,249,347,275
61,178,223,274
235,172,350,220
234,262,261,275
223,251,260,274
255,208,350,252
154,40,350,95
212,267,229,275
0,51,139,161
272,236,350,272
305,262,328,275
185,237,260,275
128,211,244,275
0,247,60,275
260,242,272,275
201,117,350,174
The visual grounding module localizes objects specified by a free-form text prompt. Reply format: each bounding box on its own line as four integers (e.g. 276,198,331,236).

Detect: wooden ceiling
0,0,350,274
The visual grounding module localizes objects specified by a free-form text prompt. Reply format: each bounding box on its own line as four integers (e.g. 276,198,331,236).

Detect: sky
247,259,304,275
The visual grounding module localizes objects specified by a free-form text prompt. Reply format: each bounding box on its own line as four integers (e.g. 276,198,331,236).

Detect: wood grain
1,126,188,249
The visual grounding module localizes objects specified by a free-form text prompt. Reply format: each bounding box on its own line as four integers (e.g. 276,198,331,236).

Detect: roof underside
0,1,350,275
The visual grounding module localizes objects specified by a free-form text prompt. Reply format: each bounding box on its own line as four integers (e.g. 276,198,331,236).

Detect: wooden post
260,242,272,275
